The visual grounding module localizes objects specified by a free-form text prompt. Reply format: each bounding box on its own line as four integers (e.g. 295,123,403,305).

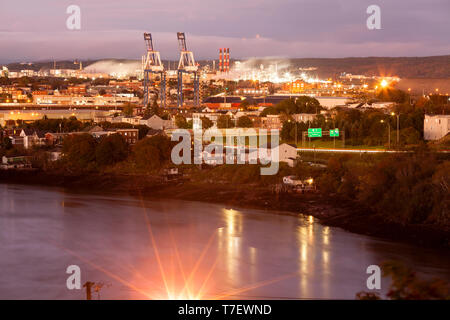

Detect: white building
424,114,450,140
316,97,350,109
249,143,298,167
292,113,317,123
140,115,175,130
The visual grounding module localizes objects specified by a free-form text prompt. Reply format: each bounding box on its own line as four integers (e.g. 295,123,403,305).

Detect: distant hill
6,55,450,79
287,56,450,79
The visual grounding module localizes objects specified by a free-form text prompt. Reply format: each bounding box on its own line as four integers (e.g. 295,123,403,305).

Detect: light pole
295,121,298,146
381,119,390,149
391,112,399,146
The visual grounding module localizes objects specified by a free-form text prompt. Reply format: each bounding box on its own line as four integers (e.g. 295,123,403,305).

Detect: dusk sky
1,0,449,63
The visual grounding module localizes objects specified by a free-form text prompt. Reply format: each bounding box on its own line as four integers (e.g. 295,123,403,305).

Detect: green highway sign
330,129,340,137
308,128,322,138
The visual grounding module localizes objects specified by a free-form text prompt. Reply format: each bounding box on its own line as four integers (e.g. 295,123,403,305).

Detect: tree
357,261,450,300
175,115,190,129
1,137,12,150
122,103,135,117
95,134,129,167
236,116,253,128
62,134,97,170
217,115,234,129
133,135,172,171
295,96,321,113
260,106,278,116
200,117,214,129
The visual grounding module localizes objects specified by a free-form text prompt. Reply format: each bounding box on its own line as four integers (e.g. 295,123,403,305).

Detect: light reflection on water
0,184,450,300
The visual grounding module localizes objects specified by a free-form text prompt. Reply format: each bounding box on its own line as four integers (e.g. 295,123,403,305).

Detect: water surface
0,184,449,299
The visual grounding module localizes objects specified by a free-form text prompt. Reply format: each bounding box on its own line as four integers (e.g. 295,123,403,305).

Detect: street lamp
380,119,390,149
391,112,400,145
288,119,298,146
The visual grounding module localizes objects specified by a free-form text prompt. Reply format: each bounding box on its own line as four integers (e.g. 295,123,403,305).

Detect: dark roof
21,128,35,136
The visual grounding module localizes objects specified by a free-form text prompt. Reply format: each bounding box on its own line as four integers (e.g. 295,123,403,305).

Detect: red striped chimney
219,48,223,72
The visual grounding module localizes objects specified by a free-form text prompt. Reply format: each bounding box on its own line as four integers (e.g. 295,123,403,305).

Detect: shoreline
1,169,449,249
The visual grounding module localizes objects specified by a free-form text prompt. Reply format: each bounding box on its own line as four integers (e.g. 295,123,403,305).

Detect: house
1,155,32,170
140,115,174,130
292,113,317,123
260,115,282,130
116,129,139,144
218,142,299,167
47,149,62,161
122,116,142,126
8,135,24,147
146,128,166,138
45,132,68,146
19,129,46,149
256,143,298,167
424,114,450,140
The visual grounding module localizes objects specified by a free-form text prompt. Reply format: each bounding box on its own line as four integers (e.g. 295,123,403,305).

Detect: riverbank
1,169,449,249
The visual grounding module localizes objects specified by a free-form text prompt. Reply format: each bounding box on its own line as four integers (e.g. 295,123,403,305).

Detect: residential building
424,114,450,140
292,113,317,123
140,115,174,130
19,129,46,149
116,129,139,144
260,115,282,130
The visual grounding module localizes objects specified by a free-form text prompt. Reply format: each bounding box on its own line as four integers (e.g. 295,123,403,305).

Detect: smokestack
219,48,223,73
226,48,230,73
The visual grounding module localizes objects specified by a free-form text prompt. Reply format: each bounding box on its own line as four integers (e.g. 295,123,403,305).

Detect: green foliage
122,103,135,117
357,261,450,300
1,136,13,150
62,134,97,170
319,152,449,226
280,120,308,142
261,97,323,116
95,134,129,167
20,116,87,133
132,136,173,171
217,115,234,129
236,116,253,128
175,115,191,129
200,117,214,130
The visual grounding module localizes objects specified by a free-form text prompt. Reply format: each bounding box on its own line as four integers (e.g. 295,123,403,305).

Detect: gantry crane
177,32,199,108
142,32,166,108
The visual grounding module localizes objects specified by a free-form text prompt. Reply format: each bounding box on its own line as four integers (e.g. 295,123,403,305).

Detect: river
0,183,449,300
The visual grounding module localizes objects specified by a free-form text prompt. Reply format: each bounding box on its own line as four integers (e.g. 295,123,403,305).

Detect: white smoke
84,59,141,78
215,57,324,84
215,57,297,83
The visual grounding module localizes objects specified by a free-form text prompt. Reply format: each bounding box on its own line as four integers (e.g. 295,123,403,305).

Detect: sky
0,0,449,63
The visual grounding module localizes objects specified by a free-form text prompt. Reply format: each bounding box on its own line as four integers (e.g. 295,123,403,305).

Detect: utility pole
396,114,400,145
295,122,298,146
388,122,391,149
